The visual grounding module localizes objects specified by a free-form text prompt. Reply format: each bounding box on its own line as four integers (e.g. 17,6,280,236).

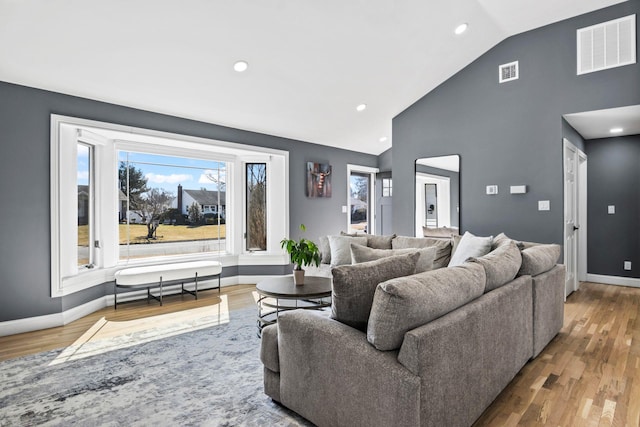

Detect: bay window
51,115,288,297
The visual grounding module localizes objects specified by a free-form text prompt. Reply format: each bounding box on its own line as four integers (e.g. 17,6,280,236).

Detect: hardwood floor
1,281,639,426
475,282,640,427
0,284,257,362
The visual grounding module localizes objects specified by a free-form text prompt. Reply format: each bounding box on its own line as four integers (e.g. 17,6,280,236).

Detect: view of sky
77,149,226,195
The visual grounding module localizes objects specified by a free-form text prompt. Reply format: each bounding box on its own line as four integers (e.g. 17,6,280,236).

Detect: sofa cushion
518,244,561,276
367,262,486,351
468,240,522,292
260,324,280,372
319,235,331,264
392,236,453,269
366,234,396,249
328,235,368,266
448,231,493,267
350,244,437,273
422,226,459,238
492,232,525,250
331,252,420,331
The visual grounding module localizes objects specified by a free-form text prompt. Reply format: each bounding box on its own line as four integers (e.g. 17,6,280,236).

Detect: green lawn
78,224,226,245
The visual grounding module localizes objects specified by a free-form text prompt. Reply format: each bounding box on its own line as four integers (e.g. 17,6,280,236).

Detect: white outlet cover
538,200,550,211
510,185,527,194
341,205,348,213
608,205,615,214
624,261,632,270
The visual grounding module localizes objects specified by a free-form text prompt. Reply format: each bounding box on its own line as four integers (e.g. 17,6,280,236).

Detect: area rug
0,306,312,426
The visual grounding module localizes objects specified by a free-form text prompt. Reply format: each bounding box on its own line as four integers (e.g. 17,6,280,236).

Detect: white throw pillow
447,231,493,267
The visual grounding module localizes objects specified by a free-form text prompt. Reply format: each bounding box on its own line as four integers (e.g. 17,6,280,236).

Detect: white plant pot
293,269,305,286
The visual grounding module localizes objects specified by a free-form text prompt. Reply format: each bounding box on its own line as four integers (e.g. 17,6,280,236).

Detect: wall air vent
577,14,636,75
499,61,519,83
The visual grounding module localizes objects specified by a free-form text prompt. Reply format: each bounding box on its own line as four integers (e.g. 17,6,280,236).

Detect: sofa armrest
260,324,279,372
532,264,565,357
277,309,420,427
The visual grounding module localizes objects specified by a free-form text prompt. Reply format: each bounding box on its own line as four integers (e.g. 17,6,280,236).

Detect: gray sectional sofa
260,232,564,427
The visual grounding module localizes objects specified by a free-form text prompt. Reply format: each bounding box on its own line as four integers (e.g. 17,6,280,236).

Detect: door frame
563,138,587,296
347,164,379,234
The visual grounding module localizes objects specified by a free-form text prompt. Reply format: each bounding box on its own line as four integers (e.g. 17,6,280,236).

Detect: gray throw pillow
518,244,561,276
328,235,368,266
447,231,493,267
367,262,486,351
468,240,522,292
492,232,525,251
331,252,420,331
366,234,396,249
350,243,437,273
319,235,331,264
392,236,453,269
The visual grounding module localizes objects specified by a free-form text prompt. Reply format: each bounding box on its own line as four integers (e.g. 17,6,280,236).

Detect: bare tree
247,164,267,250
136,188,173,239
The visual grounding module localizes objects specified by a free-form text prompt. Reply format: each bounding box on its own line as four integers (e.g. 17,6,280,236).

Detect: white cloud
77,171,89,181
145,173,193,184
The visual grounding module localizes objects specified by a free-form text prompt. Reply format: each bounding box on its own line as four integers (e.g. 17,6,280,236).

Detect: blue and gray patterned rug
0,307,311,426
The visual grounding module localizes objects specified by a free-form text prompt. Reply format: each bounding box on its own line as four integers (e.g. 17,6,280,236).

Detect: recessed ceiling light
454,23,468,35
379,136,388,143
356,104,367,112
233,60,248,72
610,127,623,134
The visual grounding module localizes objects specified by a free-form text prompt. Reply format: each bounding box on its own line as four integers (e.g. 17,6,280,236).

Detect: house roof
184,189,226,206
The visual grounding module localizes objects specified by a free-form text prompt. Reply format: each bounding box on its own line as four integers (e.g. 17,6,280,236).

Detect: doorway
563,138,587,298
347,165,378,234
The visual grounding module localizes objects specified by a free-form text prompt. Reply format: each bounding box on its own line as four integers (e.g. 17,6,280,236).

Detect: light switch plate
624,261,632,270
608,205,615,214
510,185,527,194
486,185,498,195
538,200,550,211
341,205,347,213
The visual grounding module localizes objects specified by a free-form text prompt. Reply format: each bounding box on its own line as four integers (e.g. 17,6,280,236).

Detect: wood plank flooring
474,282,640,426
1,281,639,426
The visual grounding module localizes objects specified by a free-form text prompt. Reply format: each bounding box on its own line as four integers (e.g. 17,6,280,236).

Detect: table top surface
256,275,332,298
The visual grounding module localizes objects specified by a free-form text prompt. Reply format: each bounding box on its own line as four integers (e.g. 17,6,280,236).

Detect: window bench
113,261,222,309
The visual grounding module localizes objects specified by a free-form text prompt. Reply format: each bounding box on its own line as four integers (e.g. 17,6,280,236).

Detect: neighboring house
173,184,226,219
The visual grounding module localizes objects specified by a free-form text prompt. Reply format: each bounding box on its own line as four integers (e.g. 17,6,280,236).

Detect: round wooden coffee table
256,275,332,336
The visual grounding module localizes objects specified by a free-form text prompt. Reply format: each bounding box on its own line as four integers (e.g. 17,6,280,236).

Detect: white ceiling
0,0,626,155
564,105,640,140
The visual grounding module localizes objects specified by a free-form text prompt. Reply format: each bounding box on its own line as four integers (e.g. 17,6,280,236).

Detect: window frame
51,115,289,297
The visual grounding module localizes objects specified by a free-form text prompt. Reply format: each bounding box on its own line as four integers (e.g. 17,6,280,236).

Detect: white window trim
346,164,379,234
51,114,289,297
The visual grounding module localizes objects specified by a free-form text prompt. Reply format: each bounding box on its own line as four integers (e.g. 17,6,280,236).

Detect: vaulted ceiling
0,0,626,154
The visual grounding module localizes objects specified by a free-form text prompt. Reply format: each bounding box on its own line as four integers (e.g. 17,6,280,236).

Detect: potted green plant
280,224,321,285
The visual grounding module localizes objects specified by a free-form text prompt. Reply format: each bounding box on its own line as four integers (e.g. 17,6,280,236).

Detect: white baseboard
0,275,284,337
585,274,640,288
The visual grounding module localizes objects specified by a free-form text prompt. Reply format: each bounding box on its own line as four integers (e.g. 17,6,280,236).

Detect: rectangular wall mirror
415,155,460,237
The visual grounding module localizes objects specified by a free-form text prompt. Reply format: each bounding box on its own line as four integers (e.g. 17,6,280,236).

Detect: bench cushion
114,261,222,286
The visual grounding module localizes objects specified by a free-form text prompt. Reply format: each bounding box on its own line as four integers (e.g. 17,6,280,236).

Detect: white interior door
563,139,586,297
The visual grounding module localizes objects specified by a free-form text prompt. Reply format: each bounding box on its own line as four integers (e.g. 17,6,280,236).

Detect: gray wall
585,134,640,278
392,1,640,243
0,81,376,322
415,164,460,228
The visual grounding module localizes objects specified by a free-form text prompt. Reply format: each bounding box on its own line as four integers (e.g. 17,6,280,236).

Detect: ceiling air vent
577,14,636,75
499,61,519,83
